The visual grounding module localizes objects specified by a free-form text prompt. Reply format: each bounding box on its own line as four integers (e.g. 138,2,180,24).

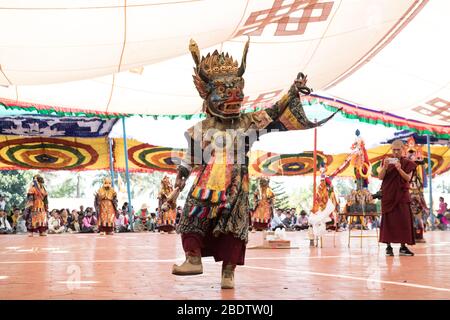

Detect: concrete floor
0,230,449,300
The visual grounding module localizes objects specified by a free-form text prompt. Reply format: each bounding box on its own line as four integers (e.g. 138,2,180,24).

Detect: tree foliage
271,180,290,209
0,170,34,209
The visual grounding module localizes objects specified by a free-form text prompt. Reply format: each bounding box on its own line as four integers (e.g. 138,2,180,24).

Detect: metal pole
108,138,115,189
122,117,134,231
313,120,318,206
427,134,434,228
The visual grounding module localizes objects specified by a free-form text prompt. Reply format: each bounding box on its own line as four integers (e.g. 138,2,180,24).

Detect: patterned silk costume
405,137,428,242
171,38,339,288
252,178,274,231
309,170,338,238
350,130,371,189
94,178,118,235
26,175,48,235
158,176,177,233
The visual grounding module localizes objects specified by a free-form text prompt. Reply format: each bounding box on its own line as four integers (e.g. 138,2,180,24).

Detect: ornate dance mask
189,38,249,120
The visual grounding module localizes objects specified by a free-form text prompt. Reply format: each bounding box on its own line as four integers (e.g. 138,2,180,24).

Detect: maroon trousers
99,226,114,233
182,232,246,266
28,226,47,233
159,224,176,233
252,221,270,231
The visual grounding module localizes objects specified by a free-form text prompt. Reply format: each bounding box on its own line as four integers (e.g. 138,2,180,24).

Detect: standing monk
379,140,416,256
94,177,117,235
169,38,339,289
26,174,49,237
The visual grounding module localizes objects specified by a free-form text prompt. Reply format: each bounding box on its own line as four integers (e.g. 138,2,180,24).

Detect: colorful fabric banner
304,95,450,139
113,138,185,173
1,136,448,176
112,139,450,177
0,115,117,137
0,136,110,171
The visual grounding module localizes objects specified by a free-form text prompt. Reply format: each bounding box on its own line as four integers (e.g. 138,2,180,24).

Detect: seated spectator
48,210,65,234
135,203,150,230
60,209,70,233
270,210,286,231
290,208,297,225
79,205,85,217
11,207,21,233
15,209,27,234
81,210,97,233
336,215,348,231
78,209,84,225
68,210,80,232
436,197,449,230
326,218,337,231
293,210,309,230
115,210,129,233
0,209,12,234
282,212,294,230
122,202,129,215
85,207,96,218
148,212,157,232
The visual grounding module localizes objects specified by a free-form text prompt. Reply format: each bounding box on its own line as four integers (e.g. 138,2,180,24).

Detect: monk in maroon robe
379,140,416,256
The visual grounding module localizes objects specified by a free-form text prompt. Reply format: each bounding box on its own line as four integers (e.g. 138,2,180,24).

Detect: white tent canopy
0,0,448,132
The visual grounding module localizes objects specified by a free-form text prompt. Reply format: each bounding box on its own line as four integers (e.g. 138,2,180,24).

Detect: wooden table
338,212,380,248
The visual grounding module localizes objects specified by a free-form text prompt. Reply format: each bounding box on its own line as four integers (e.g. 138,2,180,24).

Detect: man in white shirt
270,210,286,231
48,211,64,234
0,209,12,234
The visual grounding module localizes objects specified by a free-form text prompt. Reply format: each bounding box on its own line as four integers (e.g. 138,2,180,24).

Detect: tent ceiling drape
0,0,448,136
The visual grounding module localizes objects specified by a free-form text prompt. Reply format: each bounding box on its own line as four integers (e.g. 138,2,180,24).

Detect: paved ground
0,230,449,300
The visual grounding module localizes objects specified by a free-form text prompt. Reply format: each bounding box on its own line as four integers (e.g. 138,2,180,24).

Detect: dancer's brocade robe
158,186,177,228
252,186,275,225
95,188,118,228
177,86,335,242
27,185,48,229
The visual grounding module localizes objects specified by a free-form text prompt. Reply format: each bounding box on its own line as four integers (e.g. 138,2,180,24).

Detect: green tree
93,170,167,199
35,171,84,198
91,171,111,190
334,178,355,198
0,170,34,209
288,183,313,212
271,180,290,209
48,177,77,198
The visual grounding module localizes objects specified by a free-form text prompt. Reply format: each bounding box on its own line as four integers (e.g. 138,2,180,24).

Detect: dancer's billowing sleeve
262,73,340,132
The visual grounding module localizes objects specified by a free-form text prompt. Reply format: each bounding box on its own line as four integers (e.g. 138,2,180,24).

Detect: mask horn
189,38,210,83
237,36,250,77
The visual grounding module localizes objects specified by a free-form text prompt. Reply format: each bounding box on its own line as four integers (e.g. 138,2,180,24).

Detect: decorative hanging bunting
112,141,450,177
0,115,117,137
303,95,450,140
249,151,332,176
113,138,185,173
0,136,110,171
0,136,448,176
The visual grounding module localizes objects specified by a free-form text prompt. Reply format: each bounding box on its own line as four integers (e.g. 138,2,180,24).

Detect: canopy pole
313,119,318,206
108,138,115,189
122,117,134,231
426,134,434,228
